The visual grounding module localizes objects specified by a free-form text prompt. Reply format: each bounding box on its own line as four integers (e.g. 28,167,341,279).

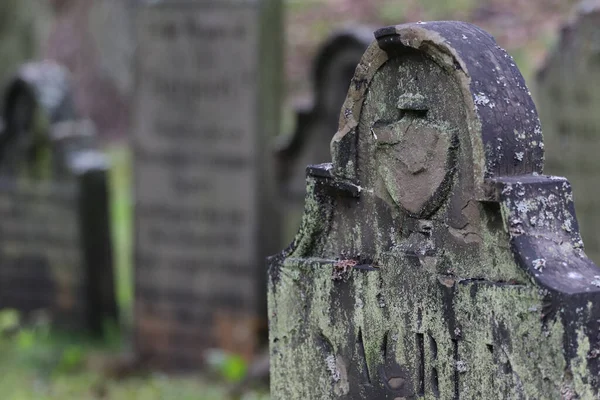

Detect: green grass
107,144,134,328
0,323,252,400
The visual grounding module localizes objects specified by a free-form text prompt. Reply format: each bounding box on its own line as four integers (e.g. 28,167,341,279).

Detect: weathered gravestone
536,1,600,264
0,61,117,333
133,0,282,369
269,21,600,399
275,27,371,244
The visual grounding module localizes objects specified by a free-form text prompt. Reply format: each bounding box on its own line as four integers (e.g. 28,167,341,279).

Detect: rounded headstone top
3,61,76,132
0,61,105,178
331,21,543,204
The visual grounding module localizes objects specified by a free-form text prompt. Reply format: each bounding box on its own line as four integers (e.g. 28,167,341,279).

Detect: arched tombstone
536,1,600,264
0,61,117,334
268,22,600,399
275,27,372,244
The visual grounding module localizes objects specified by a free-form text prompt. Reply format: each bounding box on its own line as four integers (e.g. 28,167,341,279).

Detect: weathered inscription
0,180,84,327
133,1,265,369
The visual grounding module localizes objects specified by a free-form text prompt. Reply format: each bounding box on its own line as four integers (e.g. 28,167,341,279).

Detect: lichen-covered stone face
269,21,600,400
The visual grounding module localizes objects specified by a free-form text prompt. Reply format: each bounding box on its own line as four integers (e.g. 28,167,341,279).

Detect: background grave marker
536,1,600,263
0,61,116,334
132,0,282,369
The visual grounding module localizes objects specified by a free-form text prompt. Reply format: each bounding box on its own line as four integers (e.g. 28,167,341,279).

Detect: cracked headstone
269,21,600,399
0,61,117,334
132,0,282,369
536,0,600,264
275,27,371,244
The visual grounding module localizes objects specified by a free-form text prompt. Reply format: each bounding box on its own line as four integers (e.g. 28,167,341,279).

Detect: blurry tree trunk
45,0,135,140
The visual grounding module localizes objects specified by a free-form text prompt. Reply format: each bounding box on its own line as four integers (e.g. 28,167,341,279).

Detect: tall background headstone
132,0,282,369
536,0,600,263
275,27,371,244
0,62,117,334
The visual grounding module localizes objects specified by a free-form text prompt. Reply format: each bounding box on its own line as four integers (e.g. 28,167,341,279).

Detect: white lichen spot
356,297,364,309
532,258,546,272
325,355,341,382
528,306,538,312
592,276,600,288
516,201,528,214
515,152,524,162
454,327,461,337
568,271,583,280
462,34,468,39
456,361,468,373
474,92,491,106
562,219,573,233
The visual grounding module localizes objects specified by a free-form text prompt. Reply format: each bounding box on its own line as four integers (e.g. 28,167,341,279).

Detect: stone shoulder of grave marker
269,21,600,399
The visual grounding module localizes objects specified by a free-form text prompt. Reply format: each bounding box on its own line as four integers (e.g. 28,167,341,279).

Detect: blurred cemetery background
0,0,588,398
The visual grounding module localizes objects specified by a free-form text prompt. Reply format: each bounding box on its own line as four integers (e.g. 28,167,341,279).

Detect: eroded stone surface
269,21,600,399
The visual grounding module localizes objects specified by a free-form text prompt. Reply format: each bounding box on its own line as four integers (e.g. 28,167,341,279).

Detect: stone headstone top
536,1,600,264
0,61,106,180
269,21,600,399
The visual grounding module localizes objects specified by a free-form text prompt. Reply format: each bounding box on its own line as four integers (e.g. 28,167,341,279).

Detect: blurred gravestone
269,22,600,398
536,1,600,263
133,0,282,369
0,61,117,333
275,27,371,244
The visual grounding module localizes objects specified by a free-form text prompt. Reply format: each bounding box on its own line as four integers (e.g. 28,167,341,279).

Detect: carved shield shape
374,118,455,216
